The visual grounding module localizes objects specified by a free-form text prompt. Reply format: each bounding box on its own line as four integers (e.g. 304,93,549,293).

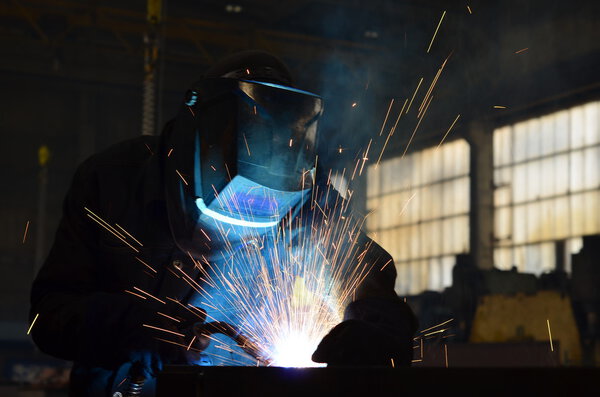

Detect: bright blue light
196,198,279,228
241,80,321,98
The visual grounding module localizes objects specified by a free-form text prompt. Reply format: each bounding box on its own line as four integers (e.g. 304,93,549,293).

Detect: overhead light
225,4,243,13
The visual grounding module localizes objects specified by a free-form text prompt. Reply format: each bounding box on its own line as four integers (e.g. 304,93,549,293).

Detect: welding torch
122,321,268,396
193,321,270,365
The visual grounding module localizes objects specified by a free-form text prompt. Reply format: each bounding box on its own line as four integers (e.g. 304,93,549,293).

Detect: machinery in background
408,235,600,367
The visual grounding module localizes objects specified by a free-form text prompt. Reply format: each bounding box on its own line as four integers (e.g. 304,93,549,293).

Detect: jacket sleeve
29,160,163,369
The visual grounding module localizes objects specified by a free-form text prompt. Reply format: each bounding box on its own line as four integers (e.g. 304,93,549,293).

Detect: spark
135,257,157,273
494,105,507,109
124,289,146,300
157,312,181,322
243,133,251,156
380,258,392,271
289,139,293,147
176,169,189,185
378,98,394,136
253,105,257,115
444,344,448,367
27,313,39,335
22,221,30,244
375,98,408,169
167,148,173,157
85,207,139,253
391,99,408,136
399,193,417,217
359,139,372,176
423,328,449,337
200,228,212,241
515,47,529,54
402,94,433,158
338,146,344,154
133,286,166,304
246,68,250,75
143,324,185,338
406,78,423,114
188,107,195,117
391,358,395,368
467,5,472,14
420,318,454,334
144,143,154,155
187,335,197,351
437,114,461,148
427,10,446,53
351,102,357,108
547,319,554,352
418,55,449,115
116,224,143,246
211,165,217,171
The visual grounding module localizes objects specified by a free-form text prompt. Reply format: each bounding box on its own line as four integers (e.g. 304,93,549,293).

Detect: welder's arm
29,162,181,371
312,235,418,366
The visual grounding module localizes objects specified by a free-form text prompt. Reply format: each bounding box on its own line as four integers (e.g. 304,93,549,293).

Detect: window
366,139,470,295
493,101,600,274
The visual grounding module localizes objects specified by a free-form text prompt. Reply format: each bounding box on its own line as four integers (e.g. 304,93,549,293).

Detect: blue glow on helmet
240,80,321,98
196,198,279,228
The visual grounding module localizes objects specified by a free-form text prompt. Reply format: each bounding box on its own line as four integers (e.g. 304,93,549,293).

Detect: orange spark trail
402,94,434,158
135,257,157,273
378,98,395,136
420,318,454,334
133,287,166,304
375,99,408,169
22,221,30,244
143,324,185,338
437,114,461,148
27,313,39,335
124,289,147,299
547,319,554,351
444,344,448,367
157,312,181,322
243,133,252,156
116,224,143,246
359,139,372,176
515,47,529,54
406,77,423,114
176,170,189,186
85,208,139,253
427,10,446,53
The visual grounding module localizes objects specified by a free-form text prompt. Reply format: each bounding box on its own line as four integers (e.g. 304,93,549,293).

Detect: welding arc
194,321,270,365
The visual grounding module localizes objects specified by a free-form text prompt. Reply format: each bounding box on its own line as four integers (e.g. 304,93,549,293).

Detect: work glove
311,319,412,367
121,297,209,378
312,297,417,367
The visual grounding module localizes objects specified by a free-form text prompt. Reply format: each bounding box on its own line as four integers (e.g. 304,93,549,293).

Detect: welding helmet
162,51,324,253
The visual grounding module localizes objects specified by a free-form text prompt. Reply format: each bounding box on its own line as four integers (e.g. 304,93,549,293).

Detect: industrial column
141,0,163,136
467,120,494,270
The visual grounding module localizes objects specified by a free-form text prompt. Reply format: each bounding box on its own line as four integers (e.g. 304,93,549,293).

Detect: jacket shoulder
80,136,159,170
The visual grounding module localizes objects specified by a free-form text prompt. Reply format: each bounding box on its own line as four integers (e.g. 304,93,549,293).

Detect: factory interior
0,0,599,395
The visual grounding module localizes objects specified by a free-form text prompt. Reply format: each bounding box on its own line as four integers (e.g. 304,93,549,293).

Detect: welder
29,50,417,396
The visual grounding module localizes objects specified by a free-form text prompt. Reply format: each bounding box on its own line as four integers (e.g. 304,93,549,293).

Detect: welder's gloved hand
122,299,209,377
312,319,411,367
312,297,417,367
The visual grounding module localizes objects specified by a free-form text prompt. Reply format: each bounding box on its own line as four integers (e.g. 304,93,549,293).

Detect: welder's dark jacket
30,135,417,396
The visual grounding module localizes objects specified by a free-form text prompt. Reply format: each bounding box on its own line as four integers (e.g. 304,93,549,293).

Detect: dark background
0,0,598,393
